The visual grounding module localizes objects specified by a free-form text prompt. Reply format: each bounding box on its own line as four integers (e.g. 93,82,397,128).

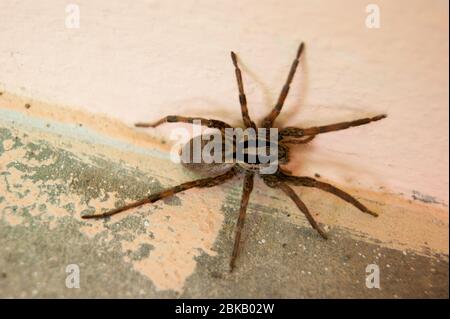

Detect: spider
82,42,386,272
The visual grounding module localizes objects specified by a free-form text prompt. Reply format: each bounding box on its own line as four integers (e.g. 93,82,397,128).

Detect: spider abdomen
179,133,288,175
179,133,234,175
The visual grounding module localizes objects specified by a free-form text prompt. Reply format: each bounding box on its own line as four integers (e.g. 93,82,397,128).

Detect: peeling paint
412,190,447,206
0,118,227,292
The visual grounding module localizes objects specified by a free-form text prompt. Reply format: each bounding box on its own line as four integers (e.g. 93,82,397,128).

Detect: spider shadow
285,140,388,192
237,46,310,128
157,45,310,130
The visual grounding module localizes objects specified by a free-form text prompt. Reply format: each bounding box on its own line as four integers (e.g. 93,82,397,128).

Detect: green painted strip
0,108,171,160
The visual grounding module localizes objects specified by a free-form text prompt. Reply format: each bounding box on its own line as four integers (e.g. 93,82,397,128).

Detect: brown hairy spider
83,43,386,272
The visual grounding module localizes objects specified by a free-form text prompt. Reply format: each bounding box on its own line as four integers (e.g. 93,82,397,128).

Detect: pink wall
0,0,448,204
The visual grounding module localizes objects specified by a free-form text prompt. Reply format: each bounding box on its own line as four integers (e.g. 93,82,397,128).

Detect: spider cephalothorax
83,43,386,272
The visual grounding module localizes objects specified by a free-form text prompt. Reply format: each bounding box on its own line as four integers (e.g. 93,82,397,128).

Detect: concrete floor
0,93,448,298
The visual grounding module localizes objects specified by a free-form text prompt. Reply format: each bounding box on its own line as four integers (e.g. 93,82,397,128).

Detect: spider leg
281,135,316,144
82,169,237,219
230,52,256,129
135,115,232,133
261,42,304,128
279,114,387,138
278,171,378,217
278,181,328,239
230,171,254,272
